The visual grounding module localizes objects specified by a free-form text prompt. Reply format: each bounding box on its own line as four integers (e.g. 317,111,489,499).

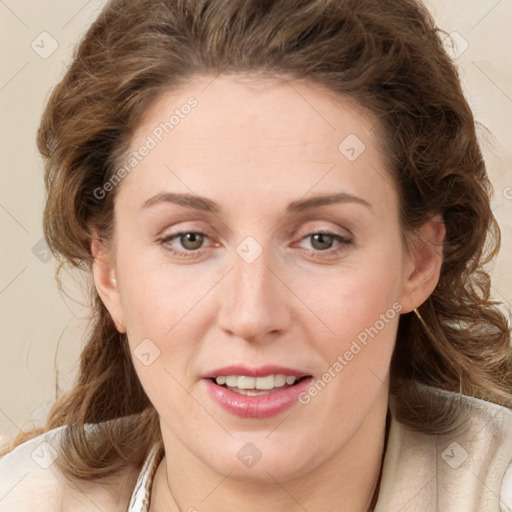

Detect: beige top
127,441,164,511
1,384,512,511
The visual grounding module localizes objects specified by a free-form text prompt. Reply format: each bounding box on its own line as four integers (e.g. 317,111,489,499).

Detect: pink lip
202,365,311,379
203,375,314,419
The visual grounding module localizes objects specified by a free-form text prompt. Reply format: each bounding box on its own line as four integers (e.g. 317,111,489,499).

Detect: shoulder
0,426,66,511
424,384,512,459
428,386,512,512
0,425,139,512
384,383,512,511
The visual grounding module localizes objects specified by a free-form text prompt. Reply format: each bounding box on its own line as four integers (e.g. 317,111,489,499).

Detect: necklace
163,409,389,512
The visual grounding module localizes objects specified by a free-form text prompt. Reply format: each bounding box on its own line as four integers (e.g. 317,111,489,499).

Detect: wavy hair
2,0,511,482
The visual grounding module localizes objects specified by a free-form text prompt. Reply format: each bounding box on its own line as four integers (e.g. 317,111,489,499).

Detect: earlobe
91,235,126,333
399,215,446,314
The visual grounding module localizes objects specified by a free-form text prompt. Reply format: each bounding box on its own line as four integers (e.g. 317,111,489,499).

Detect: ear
399,214,446,314
91,231,126,333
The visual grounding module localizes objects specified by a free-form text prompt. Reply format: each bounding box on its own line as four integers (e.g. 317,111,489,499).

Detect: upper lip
202,365,312,379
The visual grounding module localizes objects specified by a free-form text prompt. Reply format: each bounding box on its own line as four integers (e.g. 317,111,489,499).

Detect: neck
151,387,389,512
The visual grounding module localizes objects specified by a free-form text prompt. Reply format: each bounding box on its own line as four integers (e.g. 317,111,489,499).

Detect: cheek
116,222,405,353
116,263,210,413
116,260,226,397
298,253,403,337
114,230,211,336
120,270,208,341
289,245,404,393
295,269,401,421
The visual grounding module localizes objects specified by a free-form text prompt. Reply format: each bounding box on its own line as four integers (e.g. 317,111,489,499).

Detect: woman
1,0,511,510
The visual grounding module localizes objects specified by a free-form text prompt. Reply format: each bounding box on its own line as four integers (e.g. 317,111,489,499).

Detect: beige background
1,0,511,443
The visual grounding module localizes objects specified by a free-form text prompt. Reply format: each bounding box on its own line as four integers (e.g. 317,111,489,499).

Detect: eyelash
158,229,353,260
296,231,353,259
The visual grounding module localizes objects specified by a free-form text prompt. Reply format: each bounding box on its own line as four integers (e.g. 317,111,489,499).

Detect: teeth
233,388,273,396
254,375,274,390
238,376,256,389
274,374,287,387
225,376,238,387
214,374,299,390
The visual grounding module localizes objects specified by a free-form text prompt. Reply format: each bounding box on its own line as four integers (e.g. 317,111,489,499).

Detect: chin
202,442,316,484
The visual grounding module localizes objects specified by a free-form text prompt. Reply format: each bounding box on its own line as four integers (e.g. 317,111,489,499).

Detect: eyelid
157,230,213,259
159,229,212,247
157,220,354,258
295,230,352,252
294,222,353,241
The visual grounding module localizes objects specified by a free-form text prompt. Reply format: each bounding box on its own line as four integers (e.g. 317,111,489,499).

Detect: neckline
368,406,391,511
127,441,164,512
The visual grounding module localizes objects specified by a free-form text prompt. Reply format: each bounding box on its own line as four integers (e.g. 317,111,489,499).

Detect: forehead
117,74,396,213
135,73,378,154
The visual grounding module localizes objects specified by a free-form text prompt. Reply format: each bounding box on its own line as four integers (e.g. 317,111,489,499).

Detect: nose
217,244,292,343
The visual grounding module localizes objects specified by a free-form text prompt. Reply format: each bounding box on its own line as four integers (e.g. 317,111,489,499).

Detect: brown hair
3,0,511,482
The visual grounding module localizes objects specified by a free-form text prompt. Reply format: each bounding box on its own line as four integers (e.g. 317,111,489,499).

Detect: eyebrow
142,192,220,213
140,191,372,214
286,192,372,213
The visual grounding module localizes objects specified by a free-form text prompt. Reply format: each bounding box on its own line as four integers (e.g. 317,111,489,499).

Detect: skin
92,74,445,512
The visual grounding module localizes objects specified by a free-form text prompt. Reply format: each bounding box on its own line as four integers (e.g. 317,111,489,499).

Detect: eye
307,233,337,251
157,229,352,259
297,231,353,257
158,231,211,257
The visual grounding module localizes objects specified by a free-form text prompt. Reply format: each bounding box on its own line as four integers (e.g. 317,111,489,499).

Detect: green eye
300,232,352,254
309,233,336,251
176,232,205,250
159,231,210,257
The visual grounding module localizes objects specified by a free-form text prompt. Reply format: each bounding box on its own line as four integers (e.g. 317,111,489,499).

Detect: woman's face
94,74,442,483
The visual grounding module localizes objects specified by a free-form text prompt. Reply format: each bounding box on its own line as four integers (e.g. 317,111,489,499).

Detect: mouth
202,365,314,417
209,374,311,396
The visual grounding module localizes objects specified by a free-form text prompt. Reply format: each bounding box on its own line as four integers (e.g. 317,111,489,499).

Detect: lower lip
203,377,313,419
